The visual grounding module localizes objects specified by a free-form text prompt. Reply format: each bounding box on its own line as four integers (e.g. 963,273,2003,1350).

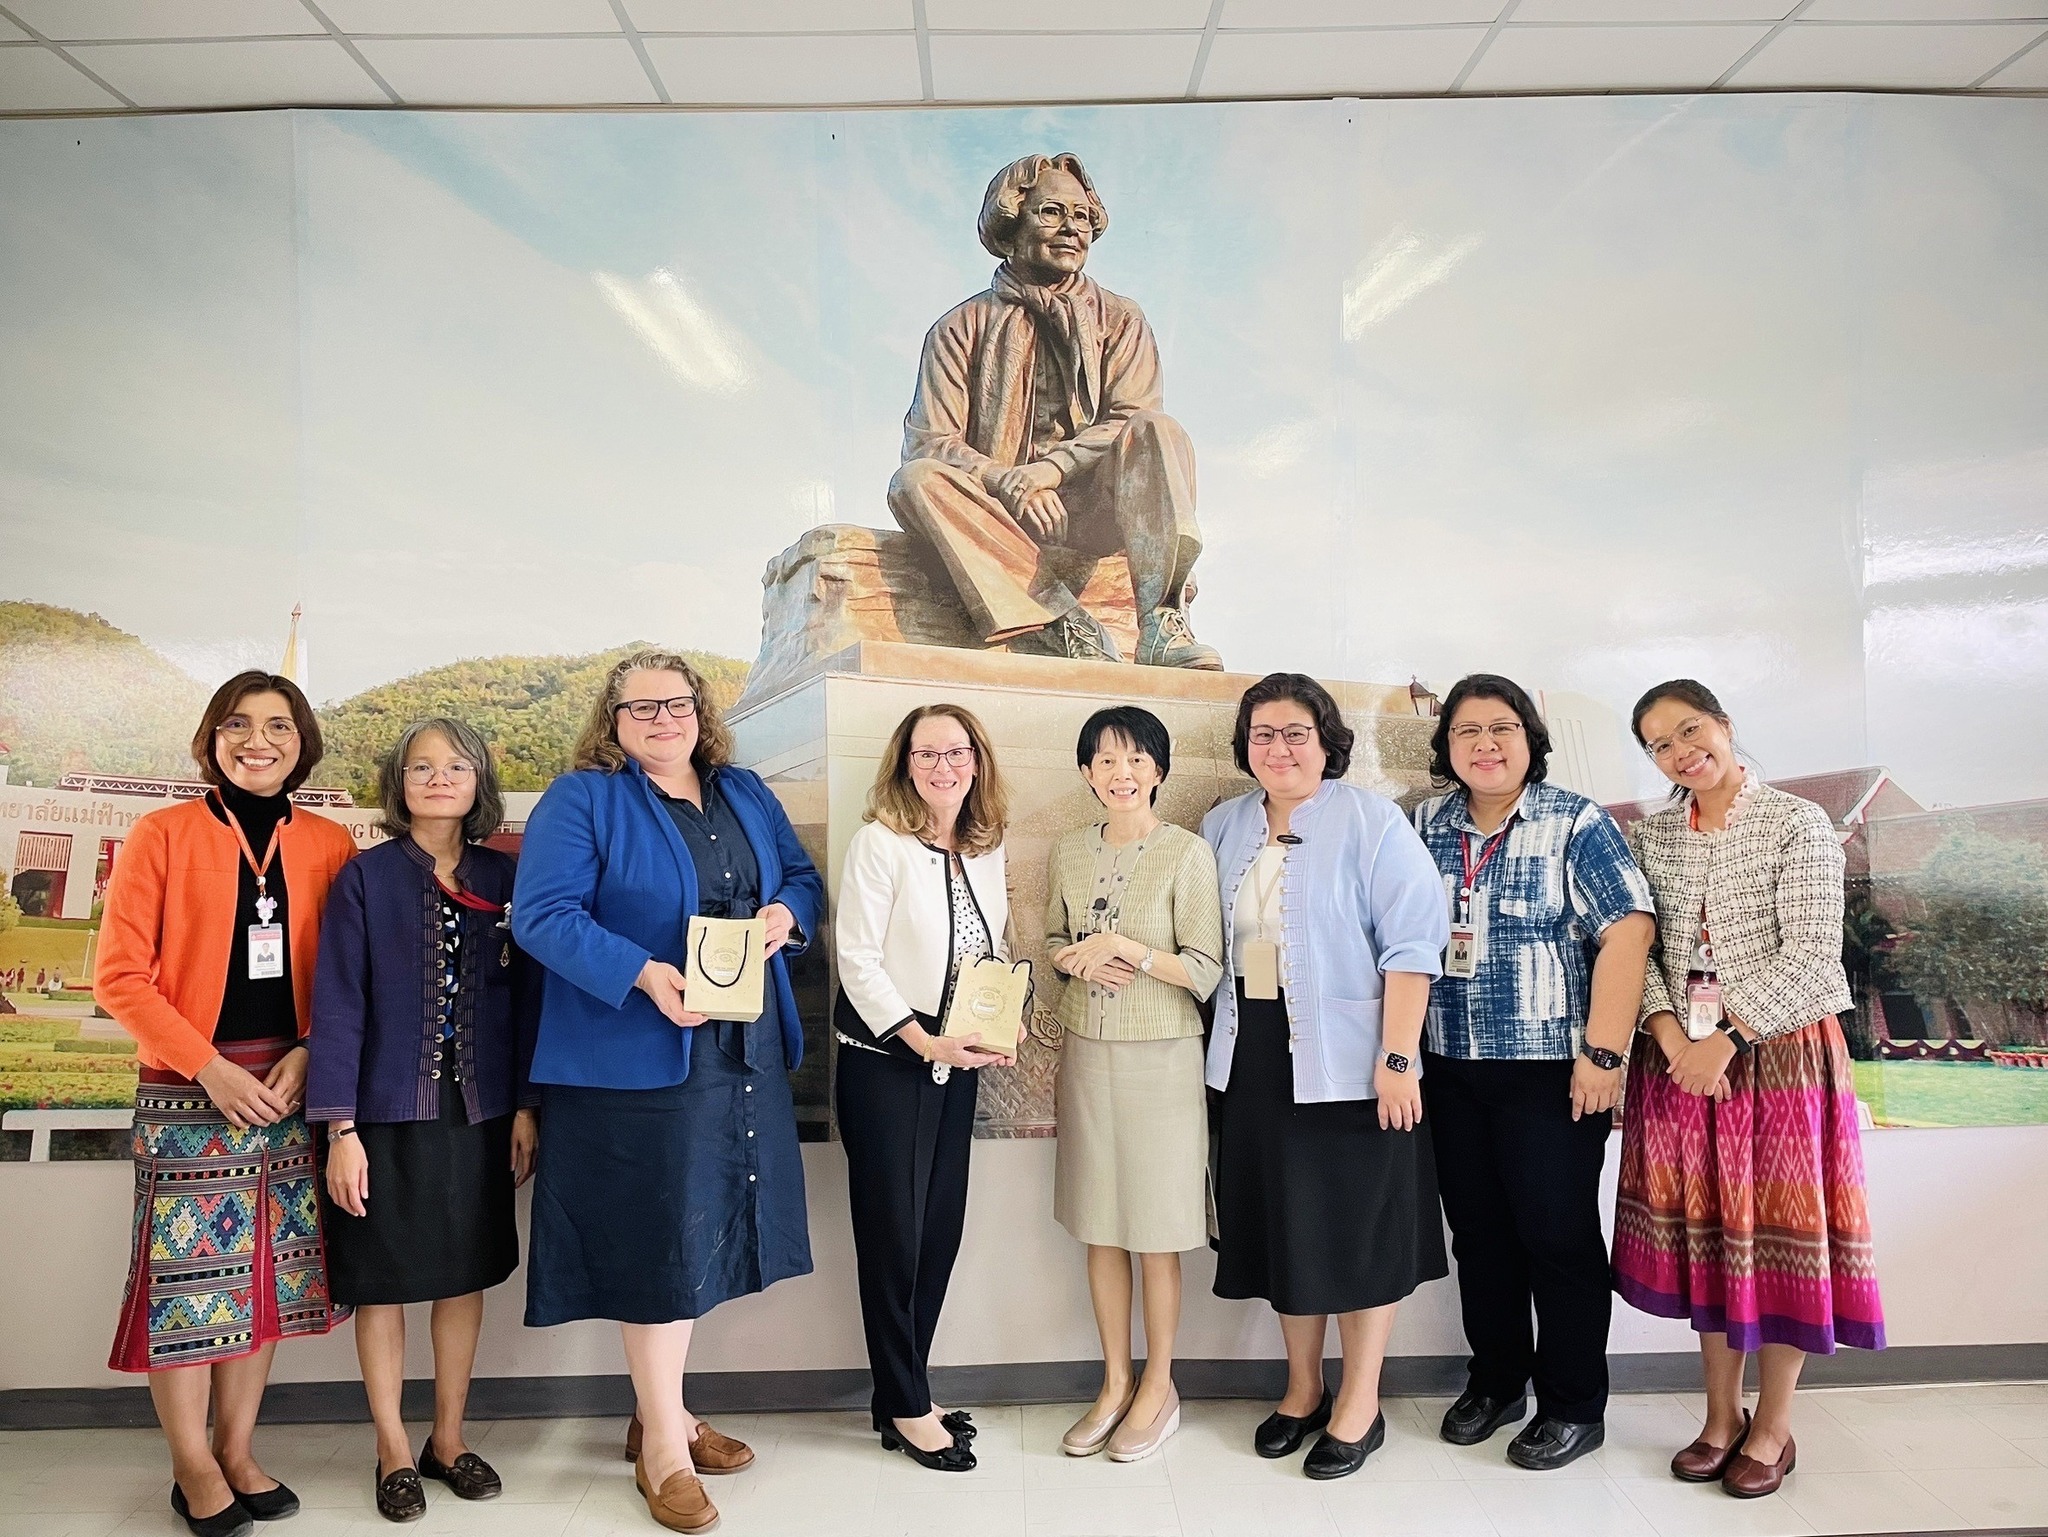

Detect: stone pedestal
730,641,1436,1138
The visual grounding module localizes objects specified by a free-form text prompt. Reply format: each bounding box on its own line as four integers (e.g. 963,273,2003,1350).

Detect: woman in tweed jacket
1614,680,1884,1502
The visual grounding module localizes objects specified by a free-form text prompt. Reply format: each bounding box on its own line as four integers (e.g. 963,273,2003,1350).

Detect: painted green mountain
0,602,209,786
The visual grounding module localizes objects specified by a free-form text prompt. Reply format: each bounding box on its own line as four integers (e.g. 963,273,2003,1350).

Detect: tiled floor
3,1383,2047,1536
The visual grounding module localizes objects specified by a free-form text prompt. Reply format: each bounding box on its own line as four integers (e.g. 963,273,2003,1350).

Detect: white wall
6,1125,2044,1393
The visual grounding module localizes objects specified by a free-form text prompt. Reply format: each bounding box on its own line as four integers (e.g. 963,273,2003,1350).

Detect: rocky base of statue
740,522,1163,709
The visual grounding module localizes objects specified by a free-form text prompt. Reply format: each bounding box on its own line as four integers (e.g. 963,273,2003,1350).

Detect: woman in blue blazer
513,650,823,1536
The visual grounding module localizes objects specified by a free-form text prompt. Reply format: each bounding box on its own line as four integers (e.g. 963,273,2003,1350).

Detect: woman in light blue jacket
1203,672,1449,1483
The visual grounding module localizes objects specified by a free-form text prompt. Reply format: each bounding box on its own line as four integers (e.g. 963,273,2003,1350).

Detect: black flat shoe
1303,1412,1386,1481
1440,1390,1528,1446
374,1466,426,1524
941,1410,978,1442
1507,1415,1605,1471
418,1443,502,1500
1254,1388,1333,1458
225,1480,299,1521
171,1483,254,1537
878,1427,977,1472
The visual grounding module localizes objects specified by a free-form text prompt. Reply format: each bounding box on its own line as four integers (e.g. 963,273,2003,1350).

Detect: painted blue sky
2,96,2043,805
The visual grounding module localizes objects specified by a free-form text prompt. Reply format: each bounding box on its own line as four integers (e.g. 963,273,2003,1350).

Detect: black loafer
1254,1388,1333,1458
225,1480,298,1522
418,1443,502,1500
1440,1390,1528,1446
374,1466,426,1524
1303,1411,1386,1481
1506,1415,1605,1471
171,1484,254,1537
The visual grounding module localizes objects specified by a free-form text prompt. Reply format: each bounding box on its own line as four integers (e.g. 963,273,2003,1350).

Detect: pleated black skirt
1212,988,1448,1316
326,1083,518,1307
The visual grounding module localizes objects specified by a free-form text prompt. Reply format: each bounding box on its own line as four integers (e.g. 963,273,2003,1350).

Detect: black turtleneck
207,780,299,1044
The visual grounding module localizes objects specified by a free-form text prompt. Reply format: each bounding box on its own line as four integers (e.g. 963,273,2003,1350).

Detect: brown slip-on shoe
689,1421,754,1475
634,1458,719,1534
625,1413,642,1464
1671,1410,1750,1482
1722,1433,1795,1499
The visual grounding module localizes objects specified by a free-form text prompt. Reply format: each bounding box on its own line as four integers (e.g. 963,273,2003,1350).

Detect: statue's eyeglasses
1027,199,1094,228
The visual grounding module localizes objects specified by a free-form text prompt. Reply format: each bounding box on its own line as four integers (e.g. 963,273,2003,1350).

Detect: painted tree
1889,829,2048,1048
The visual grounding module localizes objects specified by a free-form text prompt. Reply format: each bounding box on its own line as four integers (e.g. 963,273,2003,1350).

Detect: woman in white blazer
834,703,1017,1474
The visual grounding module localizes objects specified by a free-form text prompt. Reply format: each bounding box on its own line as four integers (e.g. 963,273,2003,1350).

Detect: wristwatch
1718,1021,1754,1056
1581,1043,1625,1071
1137,949,1156,975
1383,1051,1411,1074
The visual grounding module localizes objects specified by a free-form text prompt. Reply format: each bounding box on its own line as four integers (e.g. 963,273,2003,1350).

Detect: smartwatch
1383,1051,1411,1074
1581,1044,1625,1072
1718,1022,1754,1057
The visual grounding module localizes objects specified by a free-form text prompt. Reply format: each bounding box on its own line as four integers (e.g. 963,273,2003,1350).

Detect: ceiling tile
1463,22,1770,89
0,16,27,40
1801,1,2048,18
7,0,321,42
624,0,910,31
930,31,1200,99
1199,26,1480,93
355,36,658,102
928,0,1209,28
318,0,623,34
73,37,385,105
1980,33,2048,83
1729,20,2042,85
1221,0,1500,23
0,44,123,108
641,32,921,101
1513,0,1791,18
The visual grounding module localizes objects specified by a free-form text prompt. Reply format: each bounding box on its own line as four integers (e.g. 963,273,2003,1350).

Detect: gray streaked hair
377,716,505,845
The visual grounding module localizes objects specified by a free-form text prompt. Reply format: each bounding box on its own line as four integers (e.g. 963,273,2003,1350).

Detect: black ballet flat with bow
878,1426,978,1472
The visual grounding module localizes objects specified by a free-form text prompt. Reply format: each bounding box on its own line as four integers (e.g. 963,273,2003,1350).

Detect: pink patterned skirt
1612,1015,1885,1354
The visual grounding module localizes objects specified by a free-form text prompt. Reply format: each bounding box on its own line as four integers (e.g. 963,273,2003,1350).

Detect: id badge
247,923,285,980
1445,923,1479,979
1685,975,1724,1040
1242,938,1280,1000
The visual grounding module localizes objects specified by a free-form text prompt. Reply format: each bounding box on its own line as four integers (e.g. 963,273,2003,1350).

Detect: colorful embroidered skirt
109,1038,348,1373
1612,1015,1884,1355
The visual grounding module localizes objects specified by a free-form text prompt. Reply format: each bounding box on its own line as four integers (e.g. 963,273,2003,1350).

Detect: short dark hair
1629,678,1729,745
191,670,324,795
1430,674,1552,791
1075,706,1172,805
1232,672,1353,781
377,717,505,845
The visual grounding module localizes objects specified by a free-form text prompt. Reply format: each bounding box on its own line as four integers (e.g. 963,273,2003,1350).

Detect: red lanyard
1458,824,1511,919
215,791,283,920
436,877,505,916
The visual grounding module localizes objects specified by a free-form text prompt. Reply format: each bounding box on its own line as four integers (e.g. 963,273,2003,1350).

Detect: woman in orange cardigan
97,670,358,1537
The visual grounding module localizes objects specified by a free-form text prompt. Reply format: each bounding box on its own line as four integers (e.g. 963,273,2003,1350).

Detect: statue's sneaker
1138,606,1223,670
1008,607,1124,664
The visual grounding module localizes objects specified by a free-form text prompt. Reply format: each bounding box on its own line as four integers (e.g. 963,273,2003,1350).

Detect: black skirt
326,1082,518,1307
1212,988,1448,1316
523,1021,812,1327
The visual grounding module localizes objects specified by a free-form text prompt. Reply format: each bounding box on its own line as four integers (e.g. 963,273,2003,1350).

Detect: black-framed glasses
1247,724,1315,748
908,746,976,770
616,696,697,723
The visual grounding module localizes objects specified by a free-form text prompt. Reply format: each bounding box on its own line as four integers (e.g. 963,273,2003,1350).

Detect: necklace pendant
255,893,277,925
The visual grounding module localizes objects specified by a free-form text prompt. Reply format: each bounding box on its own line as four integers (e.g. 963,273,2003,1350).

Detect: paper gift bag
940,957,1031,1056
684,914,767,1022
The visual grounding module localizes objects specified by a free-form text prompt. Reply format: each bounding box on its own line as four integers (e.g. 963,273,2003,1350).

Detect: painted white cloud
1342,226,1484,341
594,267,753,395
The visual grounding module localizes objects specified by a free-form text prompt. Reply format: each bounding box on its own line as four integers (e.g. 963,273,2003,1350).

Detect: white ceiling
0,0,2042,114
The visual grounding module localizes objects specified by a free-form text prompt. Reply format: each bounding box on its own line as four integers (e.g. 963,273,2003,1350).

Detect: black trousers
1423,1054,1614,1425
836,1044,979,1423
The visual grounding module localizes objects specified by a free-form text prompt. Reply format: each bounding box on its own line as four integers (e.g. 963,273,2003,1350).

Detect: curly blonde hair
572,649,733,775
865,704,1008,858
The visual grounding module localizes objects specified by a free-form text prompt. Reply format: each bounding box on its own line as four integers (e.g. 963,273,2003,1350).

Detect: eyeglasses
908,746,976,770
1247,725,1315,748
217,716,299,744
1449,721,1525,745
1644,715,1709,762
403,761,477,784
616,696,697,723
1028,199,1094,228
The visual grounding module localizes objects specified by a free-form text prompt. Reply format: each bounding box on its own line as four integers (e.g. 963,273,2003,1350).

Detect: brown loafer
635,1459,719,1533
1671,1410,1750,1481
1722,1433,1795,1498
689,1421,754,1475
624,1414,642,1465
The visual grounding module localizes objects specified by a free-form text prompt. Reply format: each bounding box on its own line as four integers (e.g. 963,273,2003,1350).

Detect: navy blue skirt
524,1026,812,1326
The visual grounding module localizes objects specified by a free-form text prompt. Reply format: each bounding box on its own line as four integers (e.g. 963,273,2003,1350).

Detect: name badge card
1445,923,1479,979
1241,938,1280,1000
1685,975,1724,1040
247,924,285,980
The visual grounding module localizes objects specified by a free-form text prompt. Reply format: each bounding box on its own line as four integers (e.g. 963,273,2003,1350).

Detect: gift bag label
684,915,767,1022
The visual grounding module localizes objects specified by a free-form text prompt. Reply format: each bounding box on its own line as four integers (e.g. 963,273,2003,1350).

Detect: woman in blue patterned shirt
1411,674,1655,1472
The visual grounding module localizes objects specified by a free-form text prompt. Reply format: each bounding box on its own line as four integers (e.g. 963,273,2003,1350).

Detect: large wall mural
2,95,2045,1159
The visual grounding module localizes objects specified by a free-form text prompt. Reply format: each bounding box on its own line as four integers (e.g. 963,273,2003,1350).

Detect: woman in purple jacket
308,717,539,1523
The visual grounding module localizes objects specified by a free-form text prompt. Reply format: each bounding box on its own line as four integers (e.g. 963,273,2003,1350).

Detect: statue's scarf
977,264,1107,467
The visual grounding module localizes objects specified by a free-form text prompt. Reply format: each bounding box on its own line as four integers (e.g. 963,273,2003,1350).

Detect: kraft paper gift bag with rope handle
684,914,767,1022
940,957,1032,1056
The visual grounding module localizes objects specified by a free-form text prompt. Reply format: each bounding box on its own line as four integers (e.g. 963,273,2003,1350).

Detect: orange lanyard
216,792,284,925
